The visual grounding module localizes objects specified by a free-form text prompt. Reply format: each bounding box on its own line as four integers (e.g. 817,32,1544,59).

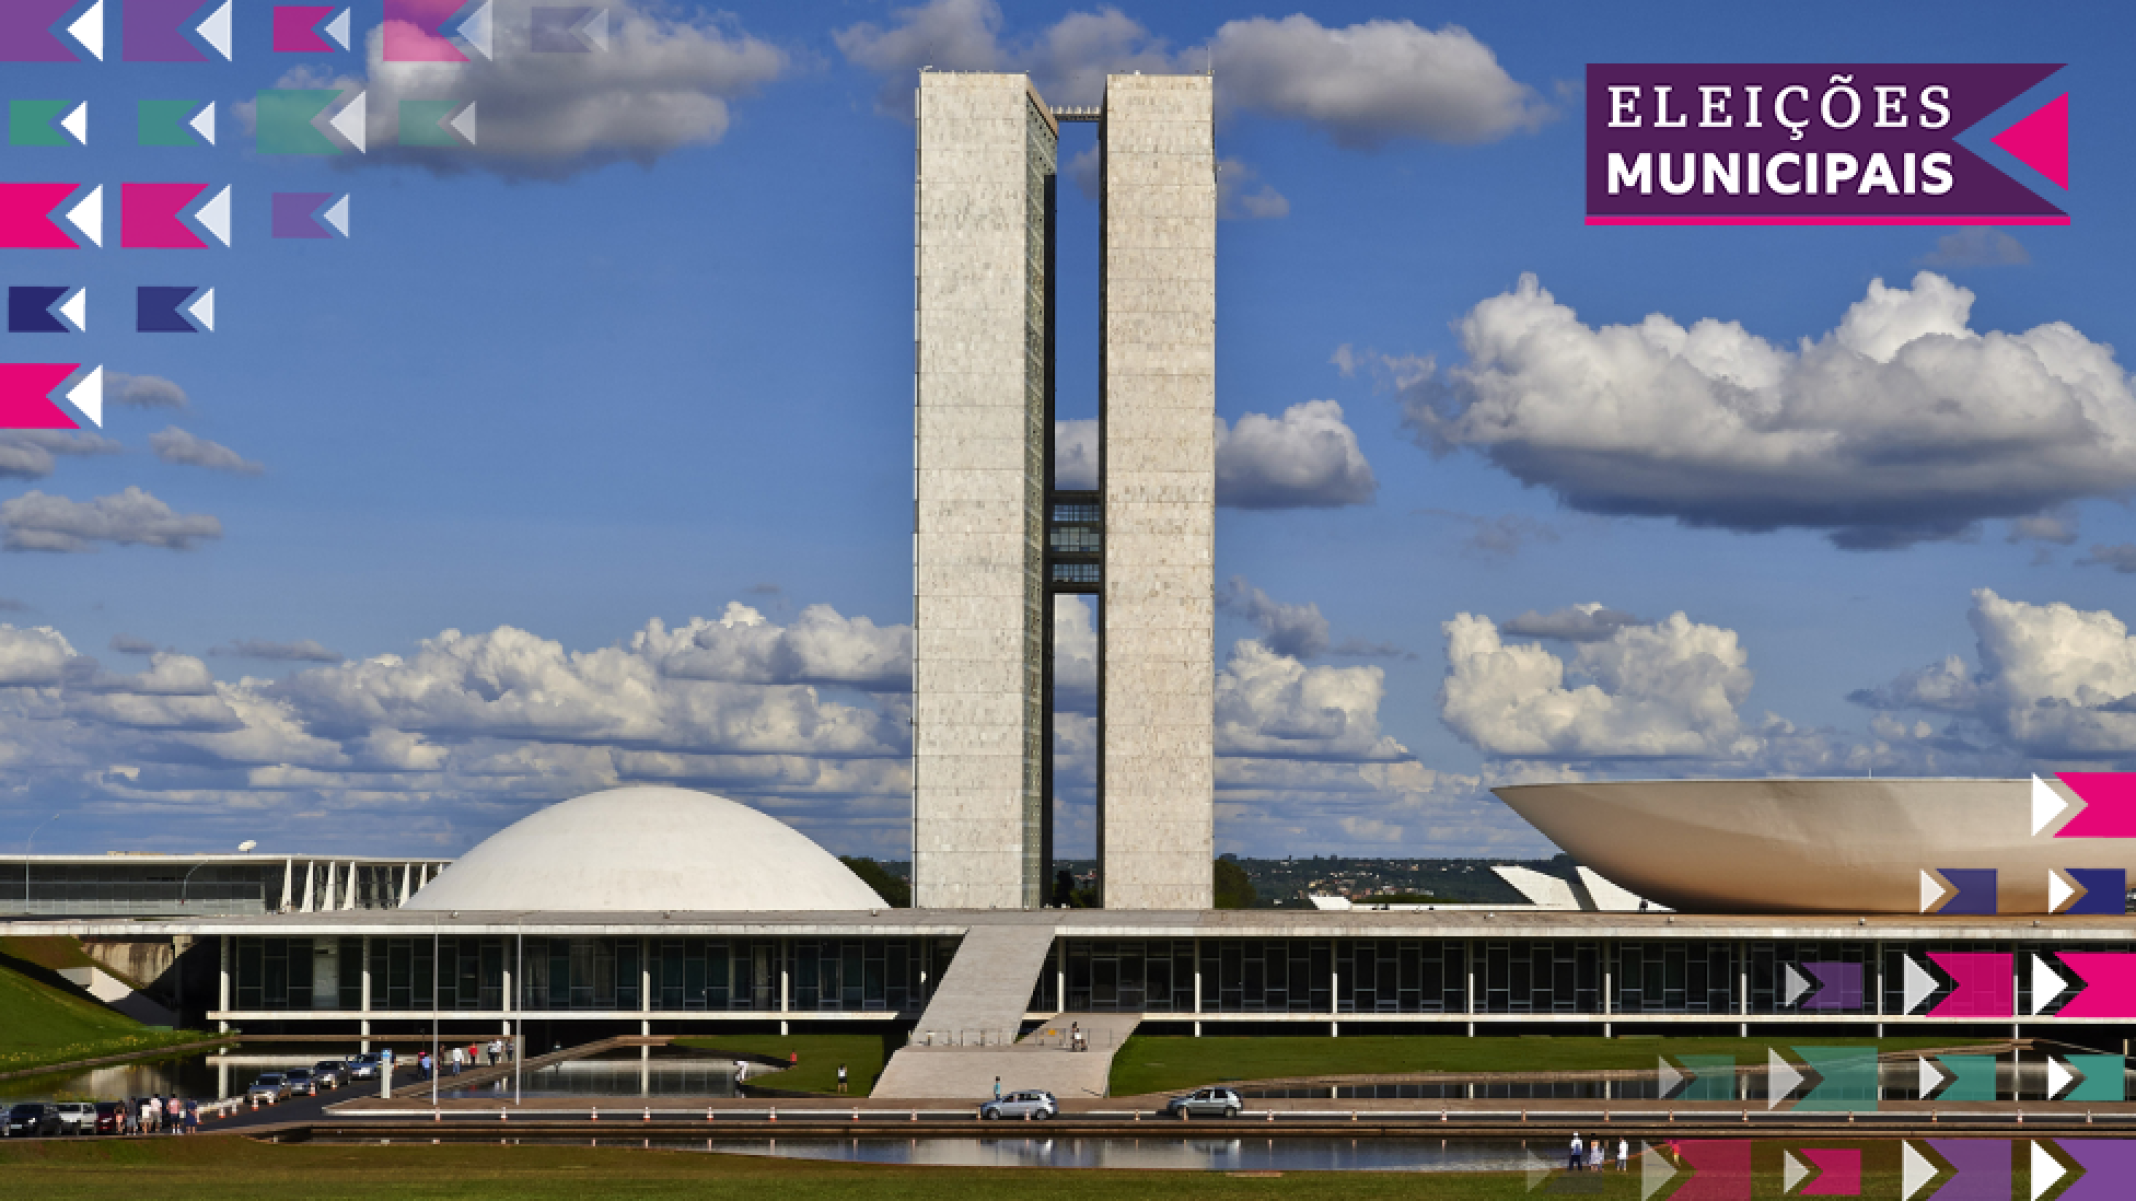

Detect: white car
53,1102,94,1135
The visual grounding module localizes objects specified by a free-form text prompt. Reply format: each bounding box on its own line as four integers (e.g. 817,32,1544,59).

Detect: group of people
1568,1133,1629,1172
1067,1022,1088,1052
413,1040,512,1081
125,1095,197,1135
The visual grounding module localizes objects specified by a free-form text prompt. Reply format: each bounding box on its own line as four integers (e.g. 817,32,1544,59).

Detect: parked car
978,1090,1058,1121
94,1101,127,1134
53,1101,94,1134
5,1103,61,1138
345,1053,382,1081
246,1074,290,1104
283,1068,319,1097
1163,1087,1243,1120
311,1061,345,1089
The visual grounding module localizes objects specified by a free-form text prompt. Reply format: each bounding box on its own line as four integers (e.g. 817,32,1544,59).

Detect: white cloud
1052,594,1097,704
0,431,122,480
1416,272,2136,549
289,2,788,179
1054,418,1099,488
1208,15,1550,147
1856,589,2136,759
106,373,188,410
1217,158,1288,219
0,625,76,687
1218,577,1329,659
2009,508,2078,546
149,427,264,476
837,2,1548,149
1217,639,1405,761
1440,610,1760,759
0,487,222,553
1218,400,1376,509
648,602,910,691
1922,227,2030,268
1500,604,1642,643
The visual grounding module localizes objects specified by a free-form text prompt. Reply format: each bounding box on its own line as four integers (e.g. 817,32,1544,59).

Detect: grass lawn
0,1136,1918,1200
670,1033,891,1095
1111,1035,1998,1096
0,943,214,1078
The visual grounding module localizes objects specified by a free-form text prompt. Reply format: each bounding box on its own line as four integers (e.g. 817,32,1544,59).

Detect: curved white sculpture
403,786,885,913
1495,778,2135,914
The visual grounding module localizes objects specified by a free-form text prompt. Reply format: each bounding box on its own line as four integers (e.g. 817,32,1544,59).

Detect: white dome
404,786,885,912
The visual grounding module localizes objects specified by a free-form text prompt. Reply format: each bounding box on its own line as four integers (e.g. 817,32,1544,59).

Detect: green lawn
0,942,214,1077
1111,1035,1997,1096
0,1137,1922,1200
670,1033,891,1095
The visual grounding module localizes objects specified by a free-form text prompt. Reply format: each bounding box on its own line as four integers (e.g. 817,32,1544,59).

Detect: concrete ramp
906,923,1056,1045
58,964,177,1026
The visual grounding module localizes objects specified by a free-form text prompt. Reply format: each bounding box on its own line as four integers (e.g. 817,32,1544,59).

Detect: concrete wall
1099,75,1216,909
912,73,1056,908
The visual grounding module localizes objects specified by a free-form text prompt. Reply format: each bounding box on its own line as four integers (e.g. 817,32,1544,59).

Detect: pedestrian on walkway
1590,1140,1604,1171
166,1094,181,1133
1617,1139,1630,1172
489,1039,502,1066
139,1097,155,1134
1569,1132,1584,1172
450,1045,463,1076
183,1099,198,1135
837,1064,849,1094
1069,1022,1081,1052
419,1050,431,1080
994,1076,1002,1101
735,1060,747,1087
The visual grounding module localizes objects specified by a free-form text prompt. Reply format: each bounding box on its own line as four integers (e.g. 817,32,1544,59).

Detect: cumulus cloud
149,428,264,476
1053,594,1097,704
1855,589,2136,759
1217,639,1407,762
2009,508,2079,546
1207,15,1550,147
649,602,910,691
1922,227,2030,268
0,487,222,553
1217,158,1288,219
212,639,344,664
1217,400,1376,509
106,373,189,410
0,625,76,687
1501,604,1642,643
1413,272,2136,549
0,430,122,480
2079,544,2136,574
837,1,1548,149
1441,610,1760,759
277,2,788,179
1055,418,1099,489
1218,577,1330,659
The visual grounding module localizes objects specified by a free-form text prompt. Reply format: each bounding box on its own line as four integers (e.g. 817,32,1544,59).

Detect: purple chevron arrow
1800,962,1864,1011
1927,1140,2009,1201
2058,1140,2136,1200
0,0,84,61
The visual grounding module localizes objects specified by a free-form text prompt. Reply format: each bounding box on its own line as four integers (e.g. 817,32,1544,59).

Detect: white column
323,862,338,910
280,859,294,912
217,935,231,1033
1193,938,1203,1014
360,936,372,1013
640,938,652,1016
300,862,316,913
343,863,358,910
399,864,412,906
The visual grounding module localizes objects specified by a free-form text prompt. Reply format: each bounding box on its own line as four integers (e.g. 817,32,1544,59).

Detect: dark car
5,1103,61,1138
284,1068,319,1097
93,1101,127,1134
311,1061,345,1089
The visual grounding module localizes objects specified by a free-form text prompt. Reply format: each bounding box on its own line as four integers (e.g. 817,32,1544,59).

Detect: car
311,1061,345,1089
283,1068,319,1097
978,1090,1058,1121
345,1053,382,1081
53,1101,94,1135
1163,1087,1243,1120
5,1103,61,1138
246,1073,290,1104
94,1101,127,1134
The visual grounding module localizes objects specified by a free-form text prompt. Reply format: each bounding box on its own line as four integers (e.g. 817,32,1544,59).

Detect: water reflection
709,1136,1536,1172
440,1048,738,1100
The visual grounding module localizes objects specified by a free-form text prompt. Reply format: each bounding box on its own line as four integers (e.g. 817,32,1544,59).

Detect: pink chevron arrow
1993,93,2068,190
0,183,87,249
2052,953,2136,1020
384,0,466,61
1801,1148,1860,1196
2055,773,2136,838
1672,1141,1750,1201
1927,952,2013,1019
273,5,336,52
0,363,81,430
120,183,207,249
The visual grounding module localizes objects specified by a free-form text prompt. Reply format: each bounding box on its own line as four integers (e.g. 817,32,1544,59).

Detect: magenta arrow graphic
2055,773,2136,838
2052,953,2136,1020
1800,1147,1860,1196
1928,952,2013,1019
1672,1141,1751,1201
2057,1140,2136,1200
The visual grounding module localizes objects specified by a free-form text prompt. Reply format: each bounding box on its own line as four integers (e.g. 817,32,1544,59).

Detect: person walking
450,1045,463,1076
1568,1132,1584,1172
993,1076,1003,1101
183,1099,198,1135
1069,1022,1082,1052
735,1060,747,1087
139,1097,155,1134
165,1094,181,1134
1617,1138,1630,1172
836,1064,849,1095
489,1038,502,1067
1590,1140,1604,1171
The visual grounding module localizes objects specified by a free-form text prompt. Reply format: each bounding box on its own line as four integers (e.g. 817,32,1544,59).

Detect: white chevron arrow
1903,955,1940,1013
67,366,102,428
189,101,215,146
2033,773,2074,836
1920,869,1951,913
1657,1056,1684,1098
195,186,231,247
1768,1047,1803,1109
68,0,104,60
60,102,88,145
65,185,102,247
57,288,86,332
197,0,232,60
1782,963,1814,1006
448,101,478,146
1918,1056,1946,1101
2031,1140,2067,1201
1782,1149,1811,1194
1902,1142,1940,1201
2032,955,2070,1016
187,288,214,333
329,90,367,153
457,0,493,60
2046,1056,2076,1101
1641,1143,1677,1201
325,7,351,51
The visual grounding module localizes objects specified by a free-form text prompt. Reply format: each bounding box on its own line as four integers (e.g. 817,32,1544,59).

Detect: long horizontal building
0,852,452,918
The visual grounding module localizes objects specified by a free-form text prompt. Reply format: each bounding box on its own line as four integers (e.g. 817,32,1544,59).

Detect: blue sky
5,0,2136,863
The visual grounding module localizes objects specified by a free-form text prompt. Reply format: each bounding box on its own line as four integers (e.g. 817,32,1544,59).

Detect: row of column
274,860,435,913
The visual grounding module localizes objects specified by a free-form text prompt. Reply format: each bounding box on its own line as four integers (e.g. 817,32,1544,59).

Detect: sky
4,0,2136,864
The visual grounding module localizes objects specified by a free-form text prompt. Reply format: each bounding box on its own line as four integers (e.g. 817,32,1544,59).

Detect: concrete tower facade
911,74,1056,909
1097,75,1216,909
911,71,1212,910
